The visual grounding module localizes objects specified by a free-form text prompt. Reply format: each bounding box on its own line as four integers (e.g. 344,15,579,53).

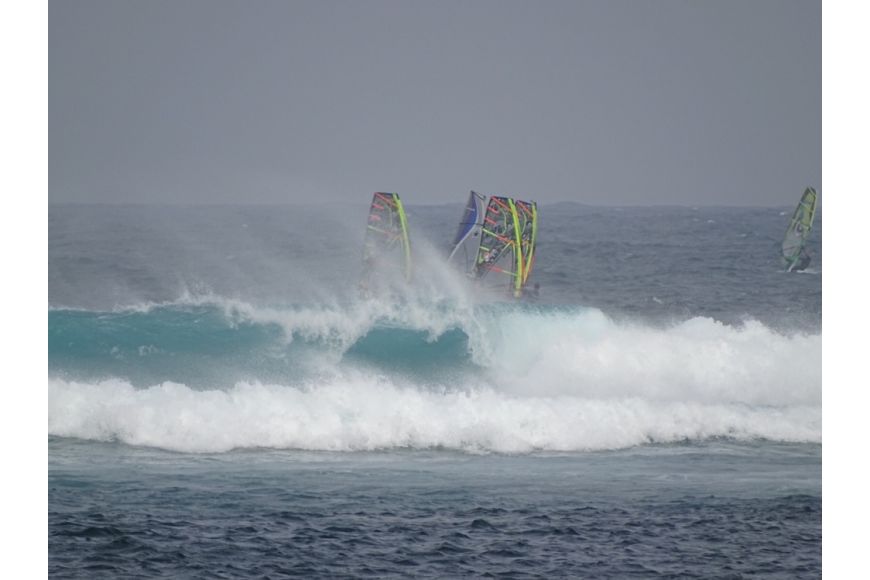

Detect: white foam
49,372,821,454
472,311,821,407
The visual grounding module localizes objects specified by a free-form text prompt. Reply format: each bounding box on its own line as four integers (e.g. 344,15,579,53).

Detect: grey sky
49,0,820,206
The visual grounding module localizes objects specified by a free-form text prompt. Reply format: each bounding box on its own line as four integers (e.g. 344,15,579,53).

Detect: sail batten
449,191,538,298
471,196,523,297
361,192,412,291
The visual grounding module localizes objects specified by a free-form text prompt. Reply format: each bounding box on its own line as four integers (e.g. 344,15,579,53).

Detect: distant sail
472,196,524,298
514,199,538,286
361,192,412,290
447,191,487,271
781,187,817,272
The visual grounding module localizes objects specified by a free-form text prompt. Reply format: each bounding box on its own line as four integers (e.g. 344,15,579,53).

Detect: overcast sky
49,0,820,206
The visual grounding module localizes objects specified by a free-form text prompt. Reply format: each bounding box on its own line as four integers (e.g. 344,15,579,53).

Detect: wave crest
49,374,820,454
49,298,821,453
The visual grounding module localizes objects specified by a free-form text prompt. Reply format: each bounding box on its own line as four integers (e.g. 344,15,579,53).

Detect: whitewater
49,203,821,577
49,301,821,454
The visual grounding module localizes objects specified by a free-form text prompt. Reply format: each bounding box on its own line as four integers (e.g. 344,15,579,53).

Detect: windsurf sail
781,187,817,271
472,196,524,298
361,192,412,288
447,191,487,271
514,199,538,286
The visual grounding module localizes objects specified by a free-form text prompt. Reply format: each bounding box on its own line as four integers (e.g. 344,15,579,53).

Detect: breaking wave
48,297,821,453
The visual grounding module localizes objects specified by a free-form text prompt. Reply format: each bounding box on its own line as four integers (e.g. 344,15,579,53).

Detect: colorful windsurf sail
447,191,487,271
361,192,412,288
514,199,538,286
472,196,524,298
781,187,817,272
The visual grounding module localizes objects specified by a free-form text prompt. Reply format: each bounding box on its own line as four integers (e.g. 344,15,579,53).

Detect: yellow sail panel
508,199,523,298
393,194,412,282
515,200,538,286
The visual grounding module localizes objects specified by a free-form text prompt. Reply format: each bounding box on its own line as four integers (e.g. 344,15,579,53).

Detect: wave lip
49,301,821,385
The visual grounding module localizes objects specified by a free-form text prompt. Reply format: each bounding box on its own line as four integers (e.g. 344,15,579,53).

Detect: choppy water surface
50,439,820,578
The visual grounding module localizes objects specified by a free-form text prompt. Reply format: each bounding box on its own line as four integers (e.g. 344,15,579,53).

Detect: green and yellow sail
781,187,817,271
471,195,537,298
361,192,412,289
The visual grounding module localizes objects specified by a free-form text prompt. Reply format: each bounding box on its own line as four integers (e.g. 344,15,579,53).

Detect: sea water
48,203,821,578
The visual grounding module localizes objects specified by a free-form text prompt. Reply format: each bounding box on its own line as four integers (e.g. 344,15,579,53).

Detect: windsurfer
794,248,811,271
523,283,540,300
480,248,496,266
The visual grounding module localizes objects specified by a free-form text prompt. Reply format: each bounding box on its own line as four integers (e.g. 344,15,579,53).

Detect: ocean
48,202,822,578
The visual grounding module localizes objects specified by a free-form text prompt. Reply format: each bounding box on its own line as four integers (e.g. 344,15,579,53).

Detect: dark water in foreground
50,439,820,578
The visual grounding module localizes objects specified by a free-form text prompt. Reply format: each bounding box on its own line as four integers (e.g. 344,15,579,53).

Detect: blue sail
447,191,487,268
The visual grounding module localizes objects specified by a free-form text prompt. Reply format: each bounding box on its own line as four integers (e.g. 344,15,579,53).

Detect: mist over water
49,203,821,325
49,202,821,577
